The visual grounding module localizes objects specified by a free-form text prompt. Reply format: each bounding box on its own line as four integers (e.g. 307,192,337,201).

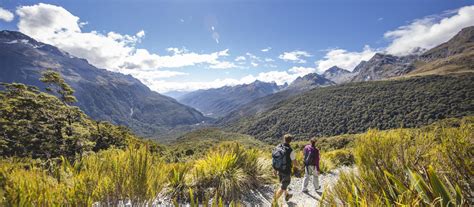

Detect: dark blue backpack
272,144,290,172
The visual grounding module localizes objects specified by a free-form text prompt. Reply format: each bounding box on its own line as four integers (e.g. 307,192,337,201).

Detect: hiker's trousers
302,165,319,191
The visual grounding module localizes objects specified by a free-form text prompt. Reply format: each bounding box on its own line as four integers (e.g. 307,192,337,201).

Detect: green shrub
323,149,354,167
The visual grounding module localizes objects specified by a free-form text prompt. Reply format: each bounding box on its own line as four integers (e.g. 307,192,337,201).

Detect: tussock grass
0,142,271,205
191,143,270,201
322,117,473,206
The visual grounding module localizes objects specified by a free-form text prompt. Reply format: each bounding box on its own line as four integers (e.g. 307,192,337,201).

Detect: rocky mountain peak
322,66,354,84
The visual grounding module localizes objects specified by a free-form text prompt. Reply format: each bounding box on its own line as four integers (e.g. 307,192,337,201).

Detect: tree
40,69,77,105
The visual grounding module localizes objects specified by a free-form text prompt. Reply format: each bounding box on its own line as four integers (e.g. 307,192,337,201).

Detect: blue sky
0,0,473,92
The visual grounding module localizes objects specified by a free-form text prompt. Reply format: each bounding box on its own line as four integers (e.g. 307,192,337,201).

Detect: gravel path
241,166,353,207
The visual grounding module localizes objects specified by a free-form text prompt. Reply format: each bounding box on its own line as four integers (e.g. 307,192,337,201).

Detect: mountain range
0,30,208,138
178,80,283,118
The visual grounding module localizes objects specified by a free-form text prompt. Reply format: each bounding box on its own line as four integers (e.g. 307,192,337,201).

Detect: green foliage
0,144,167,206
292,134,355,152
323,149,354,167
231,75,474,142
40,69,77,104
322,117,473,206
164,128,271,162
0,141,270,206
0,75,131,159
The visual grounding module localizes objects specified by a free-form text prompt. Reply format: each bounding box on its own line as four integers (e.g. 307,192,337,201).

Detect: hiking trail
241,166,353,207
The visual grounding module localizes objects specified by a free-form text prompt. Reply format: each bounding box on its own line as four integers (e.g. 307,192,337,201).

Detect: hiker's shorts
278,172,291,190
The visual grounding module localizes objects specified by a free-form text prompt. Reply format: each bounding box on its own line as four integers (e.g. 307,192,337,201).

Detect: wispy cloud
278,50,311,63
211,26,219,44
261,47,272,52
246,52,262,67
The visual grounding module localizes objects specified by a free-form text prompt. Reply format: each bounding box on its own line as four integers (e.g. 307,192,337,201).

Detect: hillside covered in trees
0,71,156,160
228,74,474,142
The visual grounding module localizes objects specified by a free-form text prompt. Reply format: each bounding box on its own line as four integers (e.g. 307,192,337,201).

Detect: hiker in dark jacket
301,138,320,193
273,134,297,202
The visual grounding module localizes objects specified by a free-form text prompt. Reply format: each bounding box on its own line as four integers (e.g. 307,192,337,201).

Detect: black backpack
272,144,290,172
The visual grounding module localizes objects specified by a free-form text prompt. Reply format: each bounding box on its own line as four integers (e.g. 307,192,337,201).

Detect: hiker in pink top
301,138,320,193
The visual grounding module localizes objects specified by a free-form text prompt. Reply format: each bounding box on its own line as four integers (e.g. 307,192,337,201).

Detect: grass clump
191,143,270,202
0,144,167,206
322,116,473,206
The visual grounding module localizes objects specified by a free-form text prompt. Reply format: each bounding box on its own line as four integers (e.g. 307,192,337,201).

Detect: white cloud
288,66,316,76
251,62,259,67
209,61,237,69
0,7,14,22
16,3,233,71
136,30,145,38
16,3,235,72
315,45,377,72
235,56,246,61
261,47,272,52
265,58,274,62
384,5,474,56
121,69,188,81
149,78,254,93
151,67,313,92
120,49,231,69
278,50,311,63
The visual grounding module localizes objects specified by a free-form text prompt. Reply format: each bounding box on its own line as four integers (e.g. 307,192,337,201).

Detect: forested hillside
228,74,474,142
0,71,153,160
